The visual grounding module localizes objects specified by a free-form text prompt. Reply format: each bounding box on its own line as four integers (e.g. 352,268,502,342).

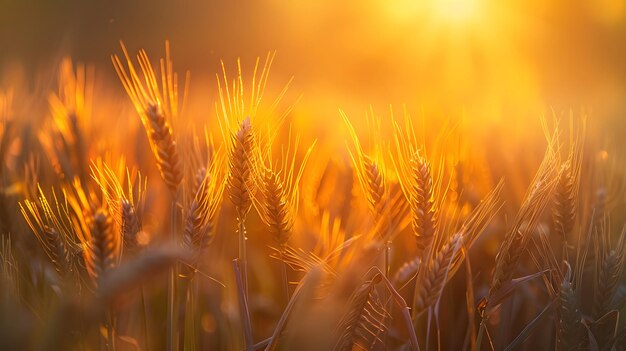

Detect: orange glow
1,2,625,350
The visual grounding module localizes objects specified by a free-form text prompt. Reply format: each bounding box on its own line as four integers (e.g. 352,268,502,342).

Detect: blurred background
1,2,625,349
1,0,625,138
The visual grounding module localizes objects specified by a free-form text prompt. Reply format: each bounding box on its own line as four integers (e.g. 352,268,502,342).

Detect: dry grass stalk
112,42,185,194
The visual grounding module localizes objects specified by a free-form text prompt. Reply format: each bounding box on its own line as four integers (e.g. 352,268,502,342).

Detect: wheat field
1,2,626,351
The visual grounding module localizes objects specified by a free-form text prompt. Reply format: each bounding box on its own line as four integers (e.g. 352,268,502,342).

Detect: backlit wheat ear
252,129,315,247
43,226,71,277
20,186,83,281
391,114,445,259
260,168,292,246
409,152,437,256
90,160,147,253
362,155,386,218
84,209,120,285
227,117,255,218
341,110,388,221
182,154,226,267
145,104,183,192
333,273,387,351
120,199,140,252
112,42,185,194
414,233,462,312
552,118,585,248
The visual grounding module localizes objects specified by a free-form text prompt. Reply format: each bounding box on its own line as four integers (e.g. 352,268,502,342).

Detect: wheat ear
228,117,255,218
557,268,583,351
414,233,462,313
43,226,71,277
84,209,119,284
552,163,575,239
410,153,437,257
593,249,623,318
112,42,185,194
333,273,387,351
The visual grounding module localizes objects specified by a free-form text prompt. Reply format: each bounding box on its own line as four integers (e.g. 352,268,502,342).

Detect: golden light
432,0,482,25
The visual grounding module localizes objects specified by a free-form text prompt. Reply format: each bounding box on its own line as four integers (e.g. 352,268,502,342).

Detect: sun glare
433,0,481,25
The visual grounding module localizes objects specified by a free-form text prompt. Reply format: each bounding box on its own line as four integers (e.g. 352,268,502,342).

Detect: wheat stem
167,199,179,351
234,259,254,351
